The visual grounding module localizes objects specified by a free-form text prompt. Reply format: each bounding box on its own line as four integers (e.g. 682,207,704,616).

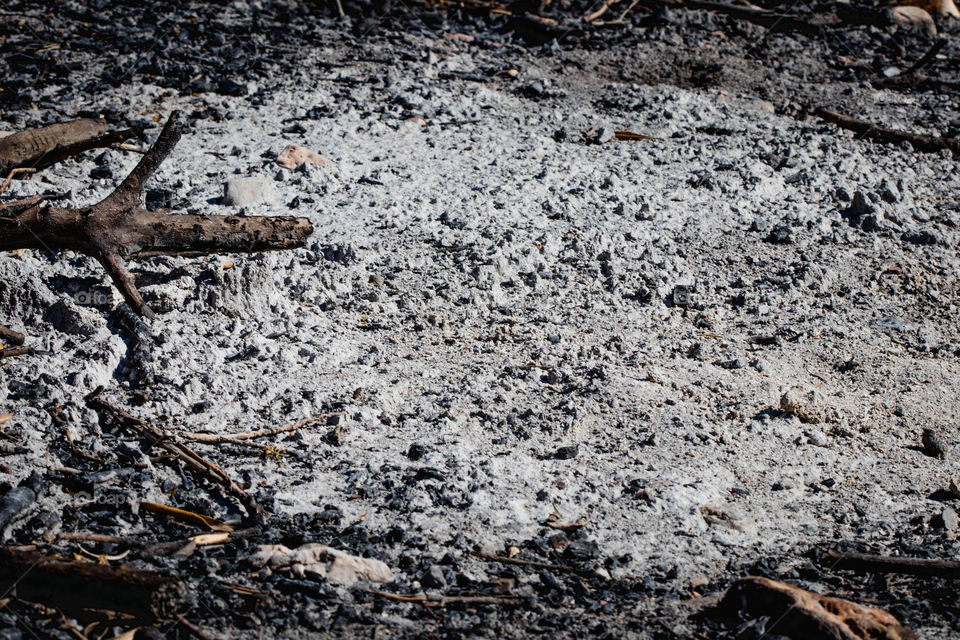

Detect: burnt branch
0,111,314,319
815,108,960,155
0,119,143,175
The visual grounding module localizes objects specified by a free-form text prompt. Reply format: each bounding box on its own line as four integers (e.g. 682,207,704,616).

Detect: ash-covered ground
2,1,960,638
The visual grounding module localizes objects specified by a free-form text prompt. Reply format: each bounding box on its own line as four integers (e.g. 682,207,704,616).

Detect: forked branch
0,111,314,319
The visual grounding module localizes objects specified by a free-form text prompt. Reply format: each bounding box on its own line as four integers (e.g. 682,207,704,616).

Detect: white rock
249,543,393,586
223,177,274,207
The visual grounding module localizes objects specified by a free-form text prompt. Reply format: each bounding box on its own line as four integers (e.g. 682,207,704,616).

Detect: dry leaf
140,501,234,532
614,130,660,141
0,414,11,427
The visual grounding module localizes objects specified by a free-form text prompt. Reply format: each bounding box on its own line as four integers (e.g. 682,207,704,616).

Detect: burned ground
1,0,960,638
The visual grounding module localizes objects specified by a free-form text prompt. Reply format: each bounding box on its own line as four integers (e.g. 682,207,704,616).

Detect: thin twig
177,615,214,640
84,387,263,521
56,532,147,547
0,194,44,215
821,549,960,579
0,168,36,197
47,407,101,463
615,0,643,22
815,108,960,155
109,143,149,154
873,38,948,90
584,0,622,22
179,412,343,443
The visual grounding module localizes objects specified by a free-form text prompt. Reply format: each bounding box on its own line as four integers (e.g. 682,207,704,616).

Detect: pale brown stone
893,0,959,16
276,145,333,170
889,6,938,35
249,543,393,586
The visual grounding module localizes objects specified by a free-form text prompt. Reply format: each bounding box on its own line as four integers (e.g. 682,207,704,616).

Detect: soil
1,1,960,638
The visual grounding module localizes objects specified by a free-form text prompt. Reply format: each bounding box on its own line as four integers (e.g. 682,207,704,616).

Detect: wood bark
0,119,142,174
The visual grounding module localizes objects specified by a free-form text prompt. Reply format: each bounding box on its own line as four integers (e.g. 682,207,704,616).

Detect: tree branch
0,111,314,318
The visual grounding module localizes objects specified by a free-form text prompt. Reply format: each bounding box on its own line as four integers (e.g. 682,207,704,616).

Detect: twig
109,143,149,154
821,549,960,578
815,108,960,155
686,0,821,33
84,387,263,521
47,407,101,463
615,0,643,22
143,526,260,555
584,0,622,22
364,589,518,606
0,325,25,346
614,130,660,141
898,37,947,78
56,532,147,547
0,168,36,197
177,615,214,640
0,120,143,175
179,412,343,443
873,38,948,90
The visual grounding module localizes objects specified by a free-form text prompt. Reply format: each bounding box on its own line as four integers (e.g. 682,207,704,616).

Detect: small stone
555,444,579,460
903,0,959,17
421,565,447,589
324,424,347,446
921,428,946,458
276,145,334,170
89,165,112,180
407,443,427,460
879,178,901,204
941,507,959,532
43,300,95,337
772,478,796,491
249,544,392,586
223,177,274,207
369,274,386,287
766,224,792,245
700,504,757,534
848,191,876,218
672,284,693,307
947,477,960,498
780,387,836,424
596,126,614,144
